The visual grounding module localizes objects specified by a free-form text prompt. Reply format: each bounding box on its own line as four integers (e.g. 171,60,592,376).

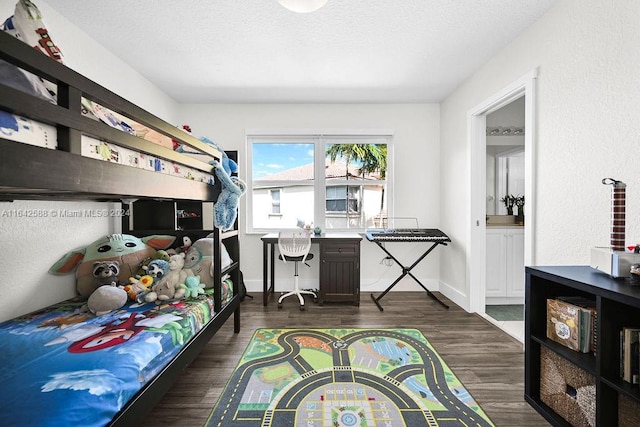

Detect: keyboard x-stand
366,228,451,311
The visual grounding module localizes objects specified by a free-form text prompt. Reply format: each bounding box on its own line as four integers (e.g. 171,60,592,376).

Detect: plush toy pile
50,233,232,316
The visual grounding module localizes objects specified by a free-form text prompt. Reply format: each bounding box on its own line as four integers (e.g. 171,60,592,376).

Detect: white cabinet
486,227,524,304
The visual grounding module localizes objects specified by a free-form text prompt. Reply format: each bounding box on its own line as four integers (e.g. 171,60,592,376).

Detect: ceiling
47,0,558,104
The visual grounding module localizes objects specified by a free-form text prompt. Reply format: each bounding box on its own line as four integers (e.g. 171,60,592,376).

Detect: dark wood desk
261,232,362,306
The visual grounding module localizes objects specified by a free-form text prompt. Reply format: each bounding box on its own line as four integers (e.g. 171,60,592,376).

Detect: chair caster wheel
300,305,305,311
278,303,283,309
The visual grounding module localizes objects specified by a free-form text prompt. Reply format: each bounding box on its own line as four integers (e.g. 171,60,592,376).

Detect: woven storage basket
540,347,596,427
619,394,640,426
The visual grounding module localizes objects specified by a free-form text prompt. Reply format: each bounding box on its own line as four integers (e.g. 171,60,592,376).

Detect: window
326,186,359,213
247,132,392,232
270,189,281,215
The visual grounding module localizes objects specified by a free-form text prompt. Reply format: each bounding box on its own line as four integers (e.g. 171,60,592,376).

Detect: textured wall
0,201,112,321
440,0,640,302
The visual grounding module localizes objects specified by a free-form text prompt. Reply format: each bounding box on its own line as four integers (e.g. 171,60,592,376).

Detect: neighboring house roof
259,160,380,181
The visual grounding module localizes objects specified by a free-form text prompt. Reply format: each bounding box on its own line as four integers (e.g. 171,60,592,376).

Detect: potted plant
501,194,515,215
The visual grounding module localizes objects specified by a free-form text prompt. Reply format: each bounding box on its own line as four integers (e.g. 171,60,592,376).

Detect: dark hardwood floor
143,291,549,426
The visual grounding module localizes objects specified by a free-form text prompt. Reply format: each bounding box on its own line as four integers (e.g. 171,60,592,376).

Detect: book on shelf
621,327,640,384
546,298,595,353
593,310,597,356
556,296,596,354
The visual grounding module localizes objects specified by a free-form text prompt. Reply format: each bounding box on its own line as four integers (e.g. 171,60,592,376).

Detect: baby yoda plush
49,234,176,297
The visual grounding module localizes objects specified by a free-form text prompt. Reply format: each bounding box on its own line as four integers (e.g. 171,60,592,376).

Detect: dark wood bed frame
0,30,241,426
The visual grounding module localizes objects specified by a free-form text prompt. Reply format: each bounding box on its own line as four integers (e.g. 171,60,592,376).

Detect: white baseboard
437,280,470,312
244,278,472,313
244,278,442,293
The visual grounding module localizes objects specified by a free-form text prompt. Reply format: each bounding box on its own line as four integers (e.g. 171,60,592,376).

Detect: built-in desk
262,233,362,307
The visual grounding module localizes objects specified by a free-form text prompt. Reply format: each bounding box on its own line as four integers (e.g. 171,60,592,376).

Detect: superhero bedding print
0,285,231,427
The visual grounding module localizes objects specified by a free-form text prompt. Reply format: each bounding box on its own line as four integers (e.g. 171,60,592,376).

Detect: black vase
516,206,524,225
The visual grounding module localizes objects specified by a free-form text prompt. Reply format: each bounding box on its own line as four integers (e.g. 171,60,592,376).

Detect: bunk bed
0,28,241,427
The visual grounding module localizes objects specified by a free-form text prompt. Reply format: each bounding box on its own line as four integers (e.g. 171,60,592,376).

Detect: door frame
467,69,537,314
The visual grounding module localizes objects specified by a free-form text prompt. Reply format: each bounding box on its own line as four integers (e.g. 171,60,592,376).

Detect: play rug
206,328,495,427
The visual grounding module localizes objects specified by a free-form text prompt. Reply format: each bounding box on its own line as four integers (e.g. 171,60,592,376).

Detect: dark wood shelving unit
525,265,640,426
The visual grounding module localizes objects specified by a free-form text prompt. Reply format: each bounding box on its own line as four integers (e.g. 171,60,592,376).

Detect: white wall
0,0,178,321
176,104,441,293
17,0,179,121
440,0,640,303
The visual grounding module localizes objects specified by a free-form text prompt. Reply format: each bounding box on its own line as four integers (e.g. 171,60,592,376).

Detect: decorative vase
516,206,524,225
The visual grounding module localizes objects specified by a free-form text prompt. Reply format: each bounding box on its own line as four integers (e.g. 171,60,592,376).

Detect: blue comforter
0,285,230,427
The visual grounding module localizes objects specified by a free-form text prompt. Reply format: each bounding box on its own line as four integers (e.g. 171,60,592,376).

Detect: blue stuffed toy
212,160,246,230
201,136,238,176
175,134,238,175
185,136,238,175
175,131,244,230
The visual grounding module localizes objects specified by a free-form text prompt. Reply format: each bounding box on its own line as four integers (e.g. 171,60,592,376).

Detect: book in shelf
546,298,595,354
620,327,640,384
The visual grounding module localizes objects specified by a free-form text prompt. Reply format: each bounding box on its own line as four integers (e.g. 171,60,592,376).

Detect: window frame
246,130,393,234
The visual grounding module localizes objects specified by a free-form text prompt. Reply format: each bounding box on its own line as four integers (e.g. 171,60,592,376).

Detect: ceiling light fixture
277,0,328,13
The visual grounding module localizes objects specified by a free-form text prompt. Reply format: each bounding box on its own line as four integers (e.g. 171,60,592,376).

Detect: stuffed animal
87,285,127,316
212,159,246,230
50,234,176,297
177,135,238,176
141,259,170,303
144,280,176,304
179,275,205,299
145,254,187,303
166,253,188,299
168,233,196,255
136,249,170,276
202,137,238,176
92,261,120,287
182,237,232,289
143,259,170,280
121,274,153,301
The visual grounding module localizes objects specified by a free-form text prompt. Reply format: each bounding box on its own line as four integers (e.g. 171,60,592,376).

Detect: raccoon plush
92,261,120,287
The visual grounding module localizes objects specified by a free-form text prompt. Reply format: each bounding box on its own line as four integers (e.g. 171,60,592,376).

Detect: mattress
0,281,232,427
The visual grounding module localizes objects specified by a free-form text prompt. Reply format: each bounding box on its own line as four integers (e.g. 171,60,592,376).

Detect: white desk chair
277,230,317,310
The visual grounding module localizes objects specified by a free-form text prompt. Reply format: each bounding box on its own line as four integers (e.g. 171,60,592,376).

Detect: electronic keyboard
365,228,451,242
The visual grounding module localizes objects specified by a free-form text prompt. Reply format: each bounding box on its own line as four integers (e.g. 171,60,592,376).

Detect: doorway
484,98,526,340
467,70,537,341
